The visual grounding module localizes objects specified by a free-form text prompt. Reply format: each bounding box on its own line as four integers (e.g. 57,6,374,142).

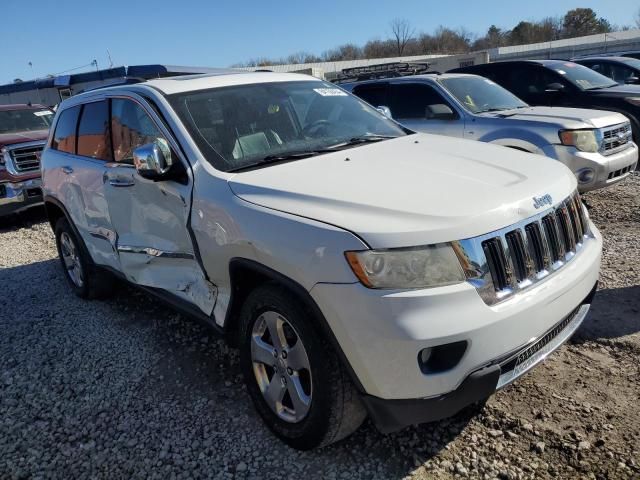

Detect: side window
111,98,165,164
51,106,81,154
508,66,563,97
352,84,389,108
77,100,112,161
609,64,634,83
390,84,455,119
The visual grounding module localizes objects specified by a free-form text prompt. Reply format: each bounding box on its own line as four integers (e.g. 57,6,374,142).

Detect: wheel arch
224,257,366,393
44,196,92,260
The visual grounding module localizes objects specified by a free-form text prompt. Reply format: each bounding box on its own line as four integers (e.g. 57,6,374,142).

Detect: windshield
439,76,528,113
549,62,617,90
0,108,54,134
620,58,640,70
169,80,406,171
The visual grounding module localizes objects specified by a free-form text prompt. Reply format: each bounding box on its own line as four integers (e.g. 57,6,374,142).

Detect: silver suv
343,73,638,191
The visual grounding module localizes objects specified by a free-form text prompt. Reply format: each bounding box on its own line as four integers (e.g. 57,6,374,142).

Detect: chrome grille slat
482,238,511,291
542,213,564,262
557,205,576,253
524,223,547,273
601,122,632,156
454,191,592,305
9,145,43,172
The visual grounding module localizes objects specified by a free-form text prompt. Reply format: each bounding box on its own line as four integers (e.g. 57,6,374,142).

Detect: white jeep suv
41,71,602,450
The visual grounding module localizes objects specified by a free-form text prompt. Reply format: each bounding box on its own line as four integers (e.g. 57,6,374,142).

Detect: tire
54,217,115,299
238,283,366,450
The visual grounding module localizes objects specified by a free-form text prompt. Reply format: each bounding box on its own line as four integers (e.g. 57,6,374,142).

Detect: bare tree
390,18,415,56
636,8,640,28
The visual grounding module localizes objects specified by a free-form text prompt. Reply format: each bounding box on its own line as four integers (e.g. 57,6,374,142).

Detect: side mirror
376,105,393,119
426,104,457,120
133,139,173,179
625,76,640,85
545,82,566,93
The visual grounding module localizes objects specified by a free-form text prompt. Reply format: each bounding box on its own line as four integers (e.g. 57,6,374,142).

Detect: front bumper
0,177,44,216
361,291,594,433
542,143,638,192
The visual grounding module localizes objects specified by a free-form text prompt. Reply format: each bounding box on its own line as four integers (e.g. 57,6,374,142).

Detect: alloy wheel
250,310,312,423
60,232,84,288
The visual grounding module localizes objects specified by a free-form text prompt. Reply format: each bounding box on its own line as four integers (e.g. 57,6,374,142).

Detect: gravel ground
1,174,638,479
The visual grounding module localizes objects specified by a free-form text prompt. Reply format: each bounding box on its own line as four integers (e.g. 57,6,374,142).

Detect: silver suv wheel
251,310,312,423
60,231,84,288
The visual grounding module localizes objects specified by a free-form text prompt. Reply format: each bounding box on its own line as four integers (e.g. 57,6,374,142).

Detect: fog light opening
418,341,468,374
576,168,595,184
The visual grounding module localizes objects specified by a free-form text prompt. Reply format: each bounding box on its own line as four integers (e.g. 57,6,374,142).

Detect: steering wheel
302,119,332,138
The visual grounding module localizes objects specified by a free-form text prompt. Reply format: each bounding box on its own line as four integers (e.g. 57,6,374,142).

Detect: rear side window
51,106,81,154
111,98,165,164
390,84,451,119
77,100,112,161
353,84,390,108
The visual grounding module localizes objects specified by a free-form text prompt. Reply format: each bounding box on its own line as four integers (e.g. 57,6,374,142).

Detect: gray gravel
1,173,639,479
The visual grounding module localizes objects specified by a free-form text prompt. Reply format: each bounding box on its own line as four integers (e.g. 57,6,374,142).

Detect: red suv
0,104,54,216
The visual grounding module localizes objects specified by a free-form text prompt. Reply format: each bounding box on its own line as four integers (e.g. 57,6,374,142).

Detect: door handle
108,178,135,187
61,166,73,174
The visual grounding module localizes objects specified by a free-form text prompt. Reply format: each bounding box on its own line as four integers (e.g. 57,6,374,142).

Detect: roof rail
332,62,434,84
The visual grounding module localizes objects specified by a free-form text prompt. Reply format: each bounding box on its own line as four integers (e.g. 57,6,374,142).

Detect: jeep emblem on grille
533,194,553,209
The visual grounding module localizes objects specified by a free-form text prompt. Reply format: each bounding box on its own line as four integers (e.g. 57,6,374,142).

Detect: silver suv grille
10,145,44,172
601,122,632,156
454,192,592,305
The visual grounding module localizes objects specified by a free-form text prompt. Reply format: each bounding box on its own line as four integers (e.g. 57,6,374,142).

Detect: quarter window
111,99,165,163
77,100,112,161
51,106,81,154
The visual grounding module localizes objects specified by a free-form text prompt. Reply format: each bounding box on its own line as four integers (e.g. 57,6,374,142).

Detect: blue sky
3,0,637,84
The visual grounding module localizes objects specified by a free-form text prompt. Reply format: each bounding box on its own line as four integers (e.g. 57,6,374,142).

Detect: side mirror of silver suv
133,139,173,179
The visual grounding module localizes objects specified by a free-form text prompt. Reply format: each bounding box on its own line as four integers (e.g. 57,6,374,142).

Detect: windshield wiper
329,134,398,149
228,150,334,172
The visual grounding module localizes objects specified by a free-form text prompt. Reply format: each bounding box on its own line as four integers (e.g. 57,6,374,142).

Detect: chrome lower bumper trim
496,303,590,389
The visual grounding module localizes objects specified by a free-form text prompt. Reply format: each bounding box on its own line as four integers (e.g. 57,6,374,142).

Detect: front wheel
238,284,366,450
54,218,115,299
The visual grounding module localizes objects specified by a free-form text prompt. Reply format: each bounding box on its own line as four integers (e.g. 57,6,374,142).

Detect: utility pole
28,61,41,105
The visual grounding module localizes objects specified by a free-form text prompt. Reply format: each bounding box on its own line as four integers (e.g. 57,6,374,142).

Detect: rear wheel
54,218,115,299
238,283,366,450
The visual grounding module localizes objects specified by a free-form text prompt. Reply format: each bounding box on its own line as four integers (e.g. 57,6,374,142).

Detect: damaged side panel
117,249,217,316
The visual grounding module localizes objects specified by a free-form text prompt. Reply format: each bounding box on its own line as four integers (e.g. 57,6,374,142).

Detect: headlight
625,97,640,107
559,129,601,153
345,243,465,289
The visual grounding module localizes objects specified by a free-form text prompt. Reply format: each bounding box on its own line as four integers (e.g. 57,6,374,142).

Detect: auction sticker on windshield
314,88,348,96
34,111,53,117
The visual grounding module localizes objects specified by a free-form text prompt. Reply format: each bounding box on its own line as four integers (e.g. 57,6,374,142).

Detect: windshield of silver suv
439,76,528,113
0,108,53,134
169,80,407,171
549,62,617,90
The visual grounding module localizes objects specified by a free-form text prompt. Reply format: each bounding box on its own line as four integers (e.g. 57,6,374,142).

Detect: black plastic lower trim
362,365,501,434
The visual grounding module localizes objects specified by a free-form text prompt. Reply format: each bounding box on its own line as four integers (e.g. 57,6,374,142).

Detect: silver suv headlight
559,129,601,153
345,243,465,289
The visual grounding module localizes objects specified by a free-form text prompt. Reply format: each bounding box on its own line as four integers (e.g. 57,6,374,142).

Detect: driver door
104,96,216,316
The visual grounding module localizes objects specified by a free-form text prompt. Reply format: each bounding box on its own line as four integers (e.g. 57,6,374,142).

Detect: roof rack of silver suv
332,62,440,84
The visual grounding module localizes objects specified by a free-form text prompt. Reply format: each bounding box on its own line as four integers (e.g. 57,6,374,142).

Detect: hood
587,84,640,97
228,134,576,248
0,129,49,148
482,106,627,129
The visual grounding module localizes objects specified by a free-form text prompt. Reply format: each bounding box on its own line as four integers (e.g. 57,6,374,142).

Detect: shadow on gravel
0,257,486,478
0,206,47,232
574,285,640,341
